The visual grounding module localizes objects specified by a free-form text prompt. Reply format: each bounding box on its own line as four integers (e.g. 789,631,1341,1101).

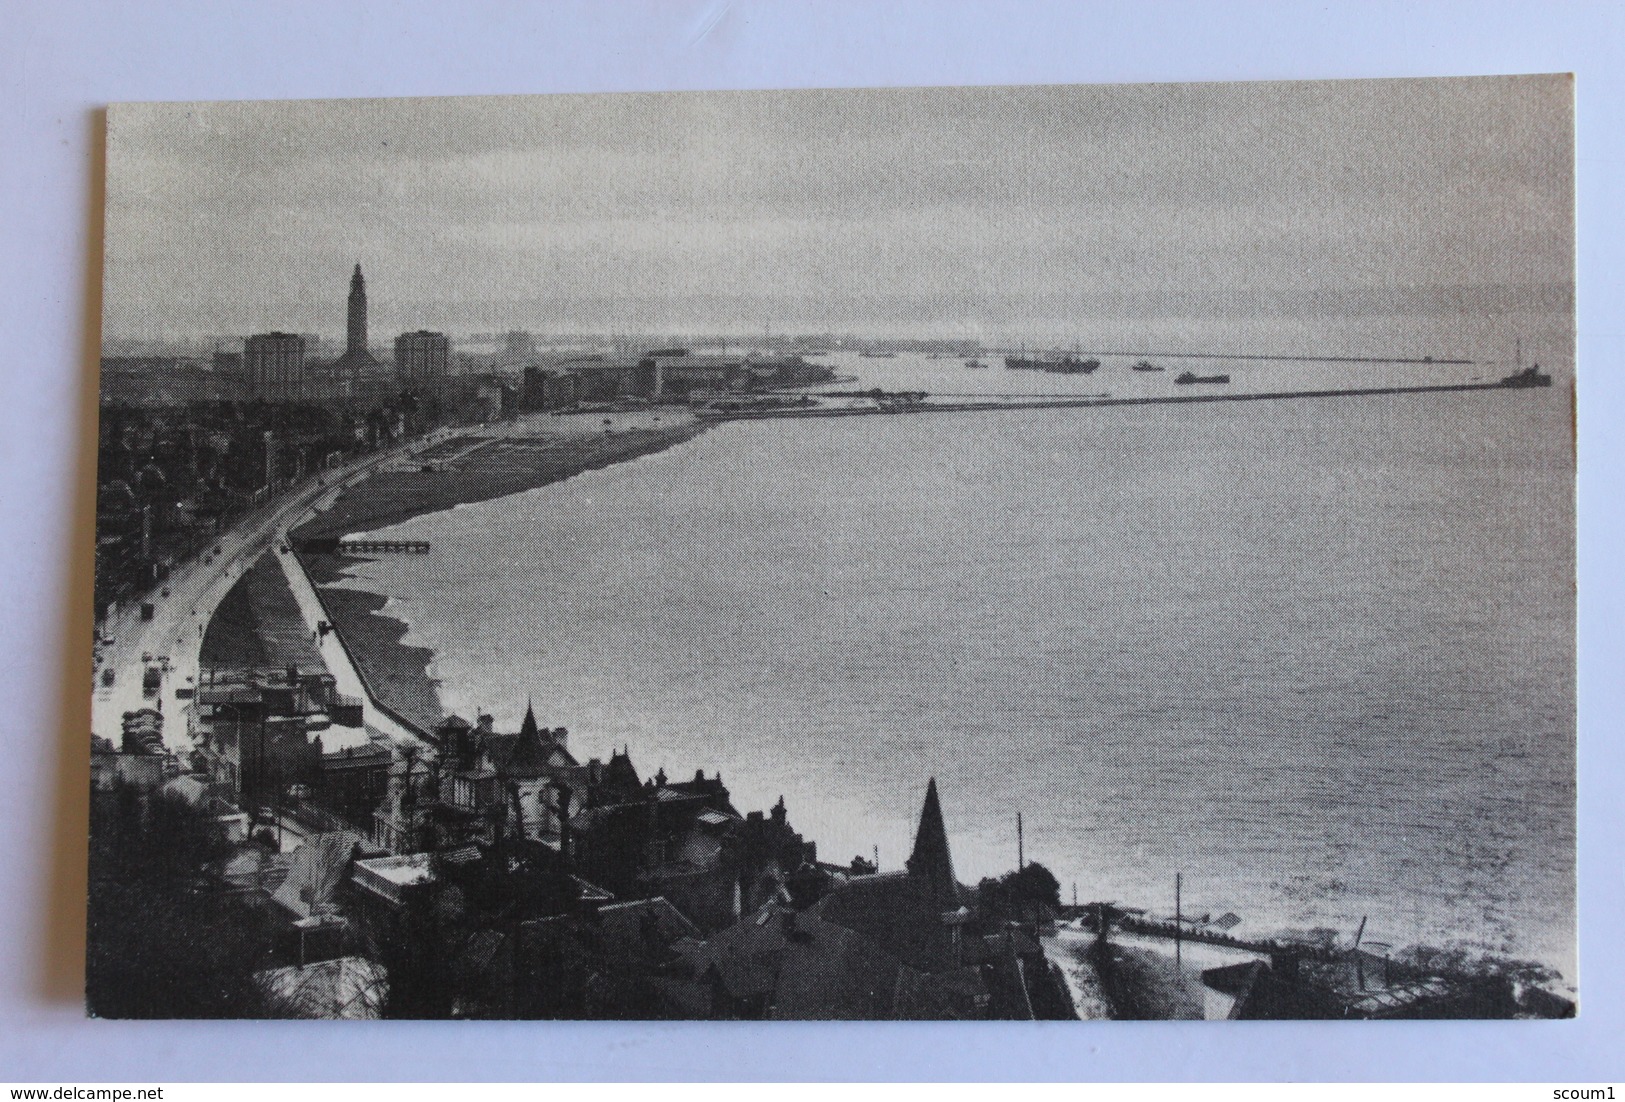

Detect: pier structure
703,376,1556,422
336,538,431,555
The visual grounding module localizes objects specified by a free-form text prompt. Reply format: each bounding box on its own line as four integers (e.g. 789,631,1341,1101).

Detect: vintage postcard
88,77,1574,1019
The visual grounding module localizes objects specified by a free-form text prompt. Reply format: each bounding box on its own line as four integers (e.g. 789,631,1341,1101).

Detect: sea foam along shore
288,413,708,732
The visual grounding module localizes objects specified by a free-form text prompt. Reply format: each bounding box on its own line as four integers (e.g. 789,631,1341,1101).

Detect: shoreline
292,418,708,542
287,417,707,732
298,551,445,734
276,404,1571,996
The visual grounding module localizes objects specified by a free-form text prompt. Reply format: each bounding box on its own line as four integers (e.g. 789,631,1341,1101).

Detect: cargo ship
1132,360,1164,372
1175,371,1230,385
1004,352,1100,374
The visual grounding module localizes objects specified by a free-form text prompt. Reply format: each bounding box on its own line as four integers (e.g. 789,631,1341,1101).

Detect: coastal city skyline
89,77,1575,1022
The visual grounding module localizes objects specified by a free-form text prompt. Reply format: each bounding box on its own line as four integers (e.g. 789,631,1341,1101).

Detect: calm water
338,354,1575,980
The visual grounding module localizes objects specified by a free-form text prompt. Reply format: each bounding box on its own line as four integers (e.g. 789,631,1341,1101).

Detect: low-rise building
351,851,434,907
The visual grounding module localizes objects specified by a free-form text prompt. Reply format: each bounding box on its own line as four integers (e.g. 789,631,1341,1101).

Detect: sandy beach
292,411,705,542
285,411,706,731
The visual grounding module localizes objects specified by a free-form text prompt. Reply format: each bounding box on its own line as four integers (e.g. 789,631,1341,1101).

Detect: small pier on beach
335,538,431,555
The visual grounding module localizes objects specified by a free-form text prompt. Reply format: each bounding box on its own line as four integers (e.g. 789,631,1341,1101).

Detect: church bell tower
346,263,368,357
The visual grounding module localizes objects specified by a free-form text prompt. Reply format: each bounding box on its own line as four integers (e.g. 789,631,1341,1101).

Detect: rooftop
354,851,433,888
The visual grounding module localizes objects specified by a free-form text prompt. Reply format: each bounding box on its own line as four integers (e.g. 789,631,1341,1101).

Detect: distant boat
1004,352,1099,374
860,351,897,359
1500,364,1551,388
1500,339,1551,388
1131,360,1164,372
1175,371,1229,385
1046,356,1101,375
965,358,988,369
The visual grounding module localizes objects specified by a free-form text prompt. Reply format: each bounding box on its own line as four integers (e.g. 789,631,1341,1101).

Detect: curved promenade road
89,431,454,750
269,516,425,749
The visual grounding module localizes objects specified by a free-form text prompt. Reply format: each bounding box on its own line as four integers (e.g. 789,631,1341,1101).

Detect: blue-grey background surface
1,0,1619,1083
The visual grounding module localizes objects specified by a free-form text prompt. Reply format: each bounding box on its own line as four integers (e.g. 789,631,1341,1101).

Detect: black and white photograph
84,76,1574,1021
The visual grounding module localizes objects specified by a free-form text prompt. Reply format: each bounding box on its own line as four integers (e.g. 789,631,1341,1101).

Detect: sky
102,76,1574,352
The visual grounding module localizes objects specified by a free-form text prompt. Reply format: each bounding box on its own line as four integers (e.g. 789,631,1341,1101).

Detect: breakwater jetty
706,376,1554,422
1020,350,1477,365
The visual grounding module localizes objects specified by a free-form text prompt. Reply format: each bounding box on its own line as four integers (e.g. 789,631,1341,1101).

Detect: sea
333,342,1576,983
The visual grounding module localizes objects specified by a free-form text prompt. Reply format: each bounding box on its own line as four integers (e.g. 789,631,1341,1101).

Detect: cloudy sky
103,76,1572,350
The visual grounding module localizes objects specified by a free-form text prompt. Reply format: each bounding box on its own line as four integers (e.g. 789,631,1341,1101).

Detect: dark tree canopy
1003,861,1062,908
86,786,274,1018
976,861,1063,922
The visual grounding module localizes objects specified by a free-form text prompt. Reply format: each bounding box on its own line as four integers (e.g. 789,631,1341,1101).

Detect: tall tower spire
347,263,367,357
906,777,958,909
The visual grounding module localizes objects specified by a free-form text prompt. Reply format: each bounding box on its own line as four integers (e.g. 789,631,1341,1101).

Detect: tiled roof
687,901,992,1020
891,964,990,1020
1344,979,1452,1018
813,872,958,974
595,897,703,959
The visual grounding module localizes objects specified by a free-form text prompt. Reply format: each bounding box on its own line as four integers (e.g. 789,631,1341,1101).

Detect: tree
977,862,1062,924
373,871,464,1019
86,785,273,1018
1003,862,1062,911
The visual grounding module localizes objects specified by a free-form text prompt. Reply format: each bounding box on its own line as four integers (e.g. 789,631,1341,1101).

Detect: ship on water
1175,371,1230,385
1500,340,1552,387
1132,360,1165,372
1004,348,1101,374
1500,364,1552,388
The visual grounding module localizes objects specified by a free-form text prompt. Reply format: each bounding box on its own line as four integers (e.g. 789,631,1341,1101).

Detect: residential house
671,778,1064,1019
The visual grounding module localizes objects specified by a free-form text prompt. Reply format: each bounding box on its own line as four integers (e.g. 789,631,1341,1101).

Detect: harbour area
704,367,1554,422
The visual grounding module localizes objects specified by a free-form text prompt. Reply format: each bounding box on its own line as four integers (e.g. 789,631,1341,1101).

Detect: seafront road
88,431,456,750
270,531,426,749
88,409,690,753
